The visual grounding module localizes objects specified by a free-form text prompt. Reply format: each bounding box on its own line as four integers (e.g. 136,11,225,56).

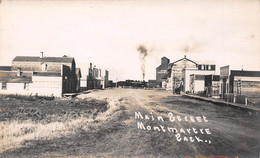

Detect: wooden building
167,55,216,93
220,65,260,98
0,53,80,97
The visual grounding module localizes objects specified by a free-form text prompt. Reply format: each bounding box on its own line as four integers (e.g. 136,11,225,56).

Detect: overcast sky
0,0,260,81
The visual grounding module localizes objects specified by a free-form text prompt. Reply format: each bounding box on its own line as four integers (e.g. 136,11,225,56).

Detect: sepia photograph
0,0,260,157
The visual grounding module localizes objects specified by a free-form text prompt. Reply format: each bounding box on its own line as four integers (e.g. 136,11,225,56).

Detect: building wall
184,69,215,92
105,70,109,88
76,76,81,92
169,59,197,91
0,82,32,95
194,80,205,93
80,79,87,88
205,75,220,98
32,76,62,97
233,76,260,97
190,75,205,94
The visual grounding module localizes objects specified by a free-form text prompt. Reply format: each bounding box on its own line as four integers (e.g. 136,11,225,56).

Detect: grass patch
0,96,121,153
0,94,54,101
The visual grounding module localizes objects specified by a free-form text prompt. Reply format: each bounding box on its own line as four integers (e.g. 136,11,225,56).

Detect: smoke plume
137,45,148,80
184,45,190,53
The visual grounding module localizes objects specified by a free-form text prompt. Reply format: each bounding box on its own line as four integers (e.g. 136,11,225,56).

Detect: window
42,63,47,71
1,82,7,90
24,83,29,90
208,65,211,70
201,65,204,70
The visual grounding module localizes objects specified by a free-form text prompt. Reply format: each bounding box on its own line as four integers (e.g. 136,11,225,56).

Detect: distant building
86,63,109,89
156,57,170,88
87,63,100,89
98,69,109,89
0,53,79,97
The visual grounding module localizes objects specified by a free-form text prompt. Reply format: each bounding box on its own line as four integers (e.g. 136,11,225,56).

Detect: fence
224,94,248,105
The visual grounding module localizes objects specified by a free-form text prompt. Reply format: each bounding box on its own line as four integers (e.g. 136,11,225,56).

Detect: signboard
220,65,230,79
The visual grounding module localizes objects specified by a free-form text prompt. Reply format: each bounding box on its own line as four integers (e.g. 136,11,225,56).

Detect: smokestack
17,68,21,77
40,52,43,58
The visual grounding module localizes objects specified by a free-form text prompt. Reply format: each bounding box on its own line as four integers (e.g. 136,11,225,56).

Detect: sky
0,0,260,81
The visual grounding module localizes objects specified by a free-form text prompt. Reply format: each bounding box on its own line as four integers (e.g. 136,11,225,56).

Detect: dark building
205,75,220,98
156,57,170,87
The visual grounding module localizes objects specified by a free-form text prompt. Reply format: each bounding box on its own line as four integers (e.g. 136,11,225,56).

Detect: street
1,89,260,158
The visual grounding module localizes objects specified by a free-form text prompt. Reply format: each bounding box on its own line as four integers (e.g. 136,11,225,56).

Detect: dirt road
1,89,260,158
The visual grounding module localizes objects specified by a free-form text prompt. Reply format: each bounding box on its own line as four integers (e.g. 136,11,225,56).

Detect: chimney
40,52,43,58
17,68,21,77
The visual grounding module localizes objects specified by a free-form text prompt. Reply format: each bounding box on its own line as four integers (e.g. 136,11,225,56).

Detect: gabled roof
13,56,74,63
0,71,32,83
168,56,197,69
172,56,197,65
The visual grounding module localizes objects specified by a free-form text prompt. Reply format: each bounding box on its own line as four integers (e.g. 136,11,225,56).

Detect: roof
161,56,169,60
33,72,61,77
168,56,197,69
0,66,11,71
172,56,197,65
0,71,32,83
231,70,260,77
13,56,74,63
156,64,168,70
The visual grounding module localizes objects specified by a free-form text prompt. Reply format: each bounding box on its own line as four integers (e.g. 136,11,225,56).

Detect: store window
42,63,47,71
1,82,7,90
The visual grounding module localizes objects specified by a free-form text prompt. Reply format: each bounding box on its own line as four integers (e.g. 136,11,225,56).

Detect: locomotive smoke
137,45,148,80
